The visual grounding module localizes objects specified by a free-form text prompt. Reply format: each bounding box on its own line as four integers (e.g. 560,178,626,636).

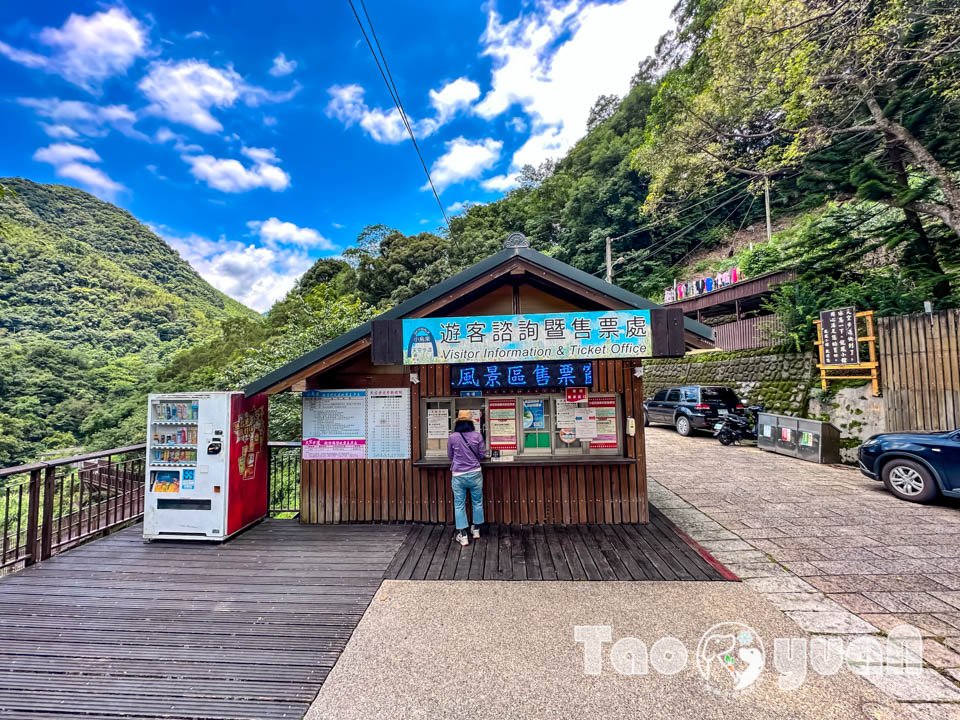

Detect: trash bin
757,413,841,464
797,418,841,464
776,415,800,458
757,412,778,452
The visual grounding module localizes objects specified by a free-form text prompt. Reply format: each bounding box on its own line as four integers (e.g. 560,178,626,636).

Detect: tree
635,0,960,297
586,94,621,132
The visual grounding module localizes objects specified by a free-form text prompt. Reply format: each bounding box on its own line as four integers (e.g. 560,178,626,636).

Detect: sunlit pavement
646,425,960,716
306,581,896,720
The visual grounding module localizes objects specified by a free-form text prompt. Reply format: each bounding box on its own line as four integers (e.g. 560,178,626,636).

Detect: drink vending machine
144,391,268,541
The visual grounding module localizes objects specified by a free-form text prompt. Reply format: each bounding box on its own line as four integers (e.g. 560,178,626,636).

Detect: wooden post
865,311,880,397
24,468,41,566
40,465,56,561
814,319,828,390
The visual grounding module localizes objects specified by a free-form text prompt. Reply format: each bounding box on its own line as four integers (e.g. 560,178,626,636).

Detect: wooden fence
878,309,960,432
711,314,785,351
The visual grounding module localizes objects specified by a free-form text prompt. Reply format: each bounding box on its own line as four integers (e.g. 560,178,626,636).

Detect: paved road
646,424,960,717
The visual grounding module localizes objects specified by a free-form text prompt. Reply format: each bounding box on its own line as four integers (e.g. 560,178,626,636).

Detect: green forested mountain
0,178,256,464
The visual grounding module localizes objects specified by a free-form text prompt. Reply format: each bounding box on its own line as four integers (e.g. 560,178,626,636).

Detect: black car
858,430,960,503
643,385,744,436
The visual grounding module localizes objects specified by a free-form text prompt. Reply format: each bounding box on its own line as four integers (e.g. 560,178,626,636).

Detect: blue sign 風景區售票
401,310,652,365
450,360,592,390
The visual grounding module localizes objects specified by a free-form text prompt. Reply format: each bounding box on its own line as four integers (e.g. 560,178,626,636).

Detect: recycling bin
757,413,841,464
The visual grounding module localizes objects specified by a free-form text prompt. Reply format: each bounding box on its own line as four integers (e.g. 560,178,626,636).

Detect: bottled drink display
149,398,200,465
152,401,199,421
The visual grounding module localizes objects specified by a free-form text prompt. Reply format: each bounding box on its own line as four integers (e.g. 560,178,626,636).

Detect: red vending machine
144,391,268,541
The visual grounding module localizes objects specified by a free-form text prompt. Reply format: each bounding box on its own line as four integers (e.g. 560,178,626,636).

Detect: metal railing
268,441,301,517
1,441,302,573
0,445,147,574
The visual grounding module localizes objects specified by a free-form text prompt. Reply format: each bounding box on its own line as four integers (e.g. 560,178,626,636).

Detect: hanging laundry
705,277,713,292
731,267,739,283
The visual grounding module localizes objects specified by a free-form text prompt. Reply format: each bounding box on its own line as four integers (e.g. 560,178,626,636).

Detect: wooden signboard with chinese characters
814,309,880,396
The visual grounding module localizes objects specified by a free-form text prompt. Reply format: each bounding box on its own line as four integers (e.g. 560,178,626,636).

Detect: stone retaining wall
642,347,818,415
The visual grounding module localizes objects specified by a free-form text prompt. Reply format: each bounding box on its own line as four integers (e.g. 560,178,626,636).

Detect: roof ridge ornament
504,232,529,248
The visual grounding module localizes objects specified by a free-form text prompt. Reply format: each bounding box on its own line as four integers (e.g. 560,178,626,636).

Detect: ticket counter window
420,395,622,459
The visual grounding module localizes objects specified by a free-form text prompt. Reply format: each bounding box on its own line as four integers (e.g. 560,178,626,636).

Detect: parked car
858,430,960,503
643,385,744,436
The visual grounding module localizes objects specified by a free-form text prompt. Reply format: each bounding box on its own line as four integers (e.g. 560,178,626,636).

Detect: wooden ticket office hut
245,236,713,525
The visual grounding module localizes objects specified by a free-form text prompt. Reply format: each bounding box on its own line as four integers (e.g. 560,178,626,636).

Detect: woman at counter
447,409,486,546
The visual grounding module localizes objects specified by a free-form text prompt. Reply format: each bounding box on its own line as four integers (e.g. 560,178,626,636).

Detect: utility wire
347,0,451,230
611,190,752,277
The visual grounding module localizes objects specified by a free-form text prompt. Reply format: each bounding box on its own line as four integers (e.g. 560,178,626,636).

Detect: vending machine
144,391,268,541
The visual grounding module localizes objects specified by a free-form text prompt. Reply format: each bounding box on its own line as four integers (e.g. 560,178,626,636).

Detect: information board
488,398,518,450
302,390,367,460
820,307,859,365
589,396,617,449
427,408,449,439
402,309,652,365
366,388,411,459
302,388,411,460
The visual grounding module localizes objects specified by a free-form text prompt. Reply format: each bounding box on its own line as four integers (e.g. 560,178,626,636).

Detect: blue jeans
452,470,484,530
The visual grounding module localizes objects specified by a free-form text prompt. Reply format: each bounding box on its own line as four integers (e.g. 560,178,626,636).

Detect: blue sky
1,1,674,311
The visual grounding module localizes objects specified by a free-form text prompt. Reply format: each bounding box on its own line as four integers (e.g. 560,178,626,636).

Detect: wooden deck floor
384,507,733,582
0,520,409,720
0,510,733,719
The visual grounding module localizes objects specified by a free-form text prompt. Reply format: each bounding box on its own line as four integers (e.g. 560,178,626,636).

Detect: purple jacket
447,431,486,473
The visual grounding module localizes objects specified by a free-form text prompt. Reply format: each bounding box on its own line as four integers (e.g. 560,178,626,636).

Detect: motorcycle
713,405,764,446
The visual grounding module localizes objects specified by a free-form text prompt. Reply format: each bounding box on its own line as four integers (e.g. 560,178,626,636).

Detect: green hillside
0,178,257,464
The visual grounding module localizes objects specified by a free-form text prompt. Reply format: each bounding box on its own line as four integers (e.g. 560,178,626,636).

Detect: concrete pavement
646,425,960,716
306,581,897,720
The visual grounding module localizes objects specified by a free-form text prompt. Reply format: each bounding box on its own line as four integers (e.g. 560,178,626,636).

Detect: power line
610,190,752,277
607,176,755,244
347,0,451,230
666,192,753,272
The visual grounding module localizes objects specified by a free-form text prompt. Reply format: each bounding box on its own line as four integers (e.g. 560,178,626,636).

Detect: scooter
714,405,764,446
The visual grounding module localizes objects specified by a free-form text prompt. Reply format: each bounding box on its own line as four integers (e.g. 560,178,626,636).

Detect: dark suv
644,385,744,436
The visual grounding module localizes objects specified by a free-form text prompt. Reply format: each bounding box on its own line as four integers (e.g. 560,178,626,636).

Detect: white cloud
269,52,297,77
185,31,208,40
153,225,312,312
18,97,145,139
480,173,520,192
262,115,278,127
153,126,203,153
33,142,127,200
325,84,451,144
427,137,502,193
476,0,672,181
332,222,345,229
0,8,150,92
247,217,335,250
182,145,291,193
138,59,300,133
447,200,479,214
39,123,79,139
429,77,481,124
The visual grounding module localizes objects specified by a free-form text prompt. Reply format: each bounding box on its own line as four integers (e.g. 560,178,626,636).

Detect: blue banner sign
401,310,652,365
451,361,592,390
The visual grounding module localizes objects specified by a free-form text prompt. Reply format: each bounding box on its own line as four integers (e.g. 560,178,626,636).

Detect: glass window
420,394,622,459
682,388,699,402
700,386,740,404
666,389,681,402
653,390,668,401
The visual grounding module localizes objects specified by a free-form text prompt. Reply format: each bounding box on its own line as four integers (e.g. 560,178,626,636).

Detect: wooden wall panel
299,359,649,525
879,309,960,432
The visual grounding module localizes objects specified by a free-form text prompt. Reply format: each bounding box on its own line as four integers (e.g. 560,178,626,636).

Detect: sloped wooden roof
245,246,714,396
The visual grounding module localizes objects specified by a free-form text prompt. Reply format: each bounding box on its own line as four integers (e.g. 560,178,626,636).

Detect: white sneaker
455,532,470,546
471,525,480,539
